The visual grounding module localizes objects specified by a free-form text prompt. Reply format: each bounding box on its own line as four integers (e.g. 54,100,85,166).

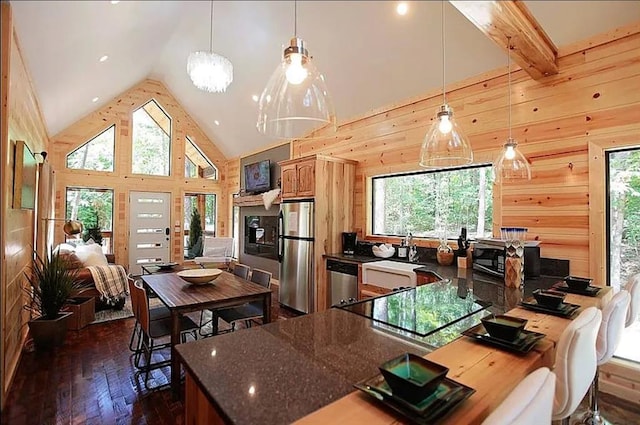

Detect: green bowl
481,315,527,341
379,353,449,403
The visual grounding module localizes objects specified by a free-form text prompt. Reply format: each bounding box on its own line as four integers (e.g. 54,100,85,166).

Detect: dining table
141,270,273,397
296,286,613,424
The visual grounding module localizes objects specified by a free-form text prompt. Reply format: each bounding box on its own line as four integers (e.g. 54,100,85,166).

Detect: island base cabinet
185,372,227,425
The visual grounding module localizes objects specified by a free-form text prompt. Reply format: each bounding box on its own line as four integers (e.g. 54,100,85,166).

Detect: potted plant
187,208,203,259
24,248,82,350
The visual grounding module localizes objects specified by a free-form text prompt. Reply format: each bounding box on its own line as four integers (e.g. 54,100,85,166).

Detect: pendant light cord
209,0,214,52
441,0,446,104
294,0,298,37
507,36,512,140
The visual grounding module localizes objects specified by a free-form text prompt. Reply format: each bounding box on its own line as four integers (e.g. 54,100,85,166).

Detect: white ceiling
10,1,640,159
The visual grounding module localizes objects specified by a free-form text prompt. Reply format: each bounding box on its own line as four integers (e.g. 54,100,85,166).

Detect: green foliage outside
609,149,640,291
66,126,115,172
132,103,171,176
372,166,494,239
188,208,203,258
66,188,113,234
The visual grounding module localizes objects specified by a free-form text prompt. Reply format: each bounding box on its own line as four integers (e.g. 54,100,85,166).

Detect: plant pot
28,311,72,350
437,251,455,266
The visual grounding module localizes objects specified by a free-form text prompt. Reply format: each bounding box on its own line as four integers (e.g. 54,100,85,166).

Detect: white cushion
481,367,556,425
203,246,227,257
624,274,640,328
596,290,630,364
54,243,76,254
74,243,108,267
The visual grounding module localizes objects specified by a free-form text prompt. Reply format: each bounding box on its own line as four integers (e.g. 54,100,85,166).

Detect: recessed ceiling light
252,94,259,102
99,55,109,62
214,120,220,126
92,97,99,103
110,1,120,4
396,2,409,16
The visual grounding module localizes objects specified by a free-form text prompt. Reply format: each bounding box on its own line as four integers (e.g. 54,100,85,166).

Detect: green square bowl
378,353,449,404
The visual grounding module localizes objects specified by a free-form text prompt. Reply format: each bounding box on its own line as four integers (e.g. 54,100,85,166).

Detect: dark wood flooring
3,313,640,425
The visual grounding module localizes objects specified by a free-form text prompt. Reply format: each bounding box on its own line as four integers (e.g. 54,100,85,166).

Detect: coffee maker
342,232,357,255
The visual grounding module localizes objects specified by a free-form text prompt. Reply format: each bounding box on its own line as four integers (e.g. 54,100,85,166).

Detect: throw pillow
54,243,77,254
74,243,108,267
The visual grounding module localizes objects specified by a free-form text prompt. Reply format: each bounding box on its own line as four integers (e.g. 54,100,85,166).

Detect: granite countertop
176,308,430,425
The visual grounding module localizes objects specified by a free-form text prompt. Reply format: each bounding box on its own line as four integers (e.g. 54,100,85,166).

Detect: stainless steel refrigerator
278,200,314,313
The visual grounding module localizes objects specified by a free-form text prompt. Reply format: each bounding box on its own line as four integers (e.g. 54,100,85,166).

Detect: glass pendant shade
187,51,233,93
419,104,473,168
257,37,336,139
494,138,531,181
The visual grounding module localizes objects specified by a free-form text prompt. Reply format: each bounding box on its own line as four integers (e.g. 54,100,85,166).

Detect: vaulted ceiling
10,1,640,159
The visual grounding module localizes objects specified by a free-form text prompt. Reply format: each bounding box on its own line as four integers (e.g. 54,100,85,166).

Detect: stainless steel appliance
341,232,357,255
278,200,315,313
326,259,358,306
472,240,541,278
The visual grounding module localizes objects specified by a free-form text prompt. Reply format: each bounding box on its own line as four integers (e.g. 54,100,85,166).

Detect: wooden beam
449,0,558,80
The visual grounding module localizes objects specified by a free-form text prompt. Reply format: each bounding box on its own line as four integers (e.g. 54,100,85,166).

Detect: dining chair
217,269,272,332
553,306,602,425
481,367,556,425
131,281,199,390
198,264,253,336
127,277,171,354
580,290,630,425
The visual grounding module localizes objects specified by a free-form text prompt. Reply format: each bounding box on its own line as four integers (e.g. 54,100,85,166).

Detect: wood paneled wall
292,23,640,281
49,80,230,270
1,1,50,406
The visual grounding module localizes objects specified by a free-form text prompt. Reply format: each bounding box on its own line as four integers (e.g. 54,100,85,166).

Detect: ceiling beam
449,0,558,80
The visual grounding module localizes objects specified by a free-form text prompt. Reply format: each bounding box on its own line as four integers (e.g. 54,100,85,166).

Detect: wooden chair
232,263,251,280
217,269,272,332
481,367,556,425
127,277,170,354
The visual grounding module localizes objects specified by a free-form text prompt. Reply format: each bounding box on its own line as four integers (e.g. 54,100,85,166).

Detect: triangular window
185,136,217,180
132,100,171,176
66,125,115,172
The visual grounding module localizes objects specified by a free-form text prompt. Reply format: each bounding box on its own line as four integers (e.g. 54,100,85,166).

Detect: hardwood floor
2,314,639,425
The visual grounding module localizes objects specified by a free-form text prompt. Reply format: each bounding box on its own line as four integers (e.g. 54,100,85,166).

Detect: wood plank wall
1,2,51,406
48,80,230,270
292,24,640,281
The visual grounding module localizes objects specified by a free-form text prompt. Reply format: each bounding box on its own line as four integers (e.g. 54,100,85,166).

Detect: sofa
57,243,126,310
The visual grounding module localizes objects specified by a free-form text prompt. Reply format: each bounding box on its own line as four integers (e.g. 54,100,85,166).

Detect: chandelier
419,1,473,168
187,1,233,93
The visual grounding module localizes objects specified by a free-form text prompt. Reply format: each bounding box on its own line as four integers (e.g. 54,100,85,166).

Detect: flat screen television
244,159,271,194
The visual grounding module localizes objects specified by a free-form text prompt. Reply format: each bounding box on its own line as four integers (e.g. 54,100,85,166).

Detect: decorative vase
436,240,454,266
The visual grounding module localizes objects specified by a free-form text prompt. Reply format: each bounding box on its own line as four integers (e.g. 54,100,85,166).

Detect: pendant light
256,0,336,139
419,1,473,168
494,37,532,181
187,1,233,93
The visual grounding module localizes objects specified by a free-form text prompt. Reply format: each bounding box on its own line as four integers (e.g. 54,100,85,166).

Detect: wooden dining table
141,270,273,397
296,286,613,425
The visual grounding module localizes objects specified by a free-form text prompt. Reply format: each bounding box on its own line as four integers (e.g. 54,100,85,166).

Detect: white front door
129,191,171,275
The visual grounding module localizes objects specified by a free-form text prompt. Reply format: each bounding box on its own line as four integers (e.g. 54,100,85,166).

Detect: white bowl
177,268,222,285
373,245,395,258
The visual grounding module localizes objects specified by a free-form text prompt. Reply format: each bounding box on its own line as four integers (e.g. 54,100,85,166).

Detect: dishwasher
327,259,359,307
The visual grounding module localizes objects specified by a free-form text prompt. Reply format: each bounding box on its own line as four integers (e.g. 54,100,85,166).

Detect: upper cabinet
280,157,316,199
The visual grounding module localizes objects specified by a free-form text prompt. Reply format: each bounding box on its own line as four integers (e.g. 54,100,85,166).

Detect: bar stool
481,367,556,425
580,290,631,425
624,273,639,328
553,306,602,425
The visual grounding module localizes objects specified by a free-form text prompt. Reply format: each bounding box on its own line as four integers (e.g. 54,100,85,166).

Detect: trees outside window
185,136,217,179
66,125,115,172
132,100,171,176
607,147,640,363
65,187,113,252
372,165,493,239
184,193,217,258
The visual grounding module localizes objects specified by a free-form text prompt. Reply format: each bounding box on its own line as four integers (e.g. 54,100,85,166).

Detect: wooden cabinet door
296,161,315,197
280,164,297,198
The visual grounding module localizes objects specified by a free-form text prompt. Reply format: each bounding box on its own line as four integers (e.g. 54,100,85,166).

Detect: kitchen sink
361,260,422,289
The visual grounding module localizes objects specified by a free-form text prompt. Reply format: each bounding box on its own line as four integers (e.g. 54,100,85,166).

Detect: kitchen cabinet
279,155,357,311
280,157,315,199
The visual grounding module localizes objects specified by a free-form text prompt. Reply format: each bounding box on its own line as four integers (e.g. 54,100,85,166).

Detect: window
65,187,114,253
66,125,115,172
132,100,171,176
183,193,217,258
372,164,494,239
185,136,218,179
607,147,640,363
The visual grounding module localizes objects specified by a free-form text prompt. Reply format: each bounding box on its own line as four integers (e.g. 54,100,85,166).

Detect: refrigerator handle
277,210,284,262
